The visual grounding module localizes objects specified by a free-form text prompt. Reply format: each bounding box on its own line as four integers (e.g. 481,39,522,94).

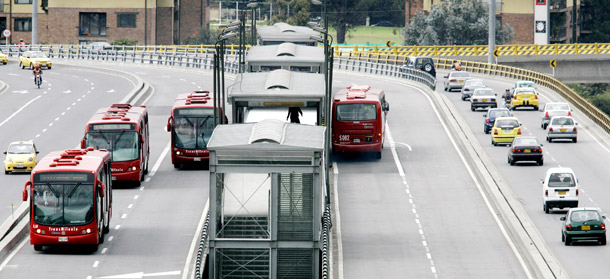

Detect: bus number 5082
339,135,349,141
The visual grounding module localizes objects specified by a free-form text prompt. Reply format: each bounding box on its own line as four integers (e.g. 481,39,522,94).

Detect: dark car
402,56,436,78
507,136,543,166
372,21,394,27
561,207,606,246
483,108,511,134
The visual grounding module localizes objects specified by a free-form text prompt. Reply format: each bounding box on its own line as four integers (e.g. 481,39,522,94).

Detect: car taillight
576,189,579,196
573,127,577,132
486,119,490,124
545,190,548,196
517,128,521,135
568,111,571,116
450,79,457,82
494,129,498,135
535,95,538,99
513,149,518,153
566,224,572,231
545,112,549,118
602,224,606,230
549,127,553,132
514,95,517,100
473,98,478,102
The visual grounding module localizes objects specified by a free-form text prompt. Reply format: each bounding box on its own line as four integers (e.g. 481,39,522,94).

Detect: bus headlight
132,166,137,171
176,151,181,155
86,228,91,234
36,229,41,234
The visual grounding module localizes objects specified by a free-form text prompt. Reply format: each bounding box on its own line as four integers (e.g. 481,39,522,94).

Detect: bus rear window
336,103,377,121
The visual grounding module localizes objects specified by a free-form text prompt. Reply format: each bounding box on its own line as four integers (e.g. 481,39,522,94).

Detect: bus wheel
34,245,43,251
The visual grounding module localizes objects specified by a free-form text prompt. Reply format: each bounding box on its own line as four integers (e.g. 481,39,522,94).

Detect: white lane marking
42,128,47,132
12,90,29,94
128,204,133,209
412,84,533,278
101,271,181,278
140,187,144,191
101,248,108,254
332,162,344,279
391,141,413,151
107,89,115,93
55,117,59,121
0,95,42,127
181,200,210,279
63,90,72,94
61,112,65,116
108,236,114,242
149,142,171,177
67,107,71,110
77,98,82,102
115,225,121,230
134,195,139,200
85,79,89,82
91,87,95,90
93,261,99,268
179,78,187,82
121,214,127,219
140,82,156,105
35,134,40,138
87,276,92,279
0,238,28,272
7,73,19,76
48,123,53,127
72,102,76,106
162,75,171,78
82,94,86,98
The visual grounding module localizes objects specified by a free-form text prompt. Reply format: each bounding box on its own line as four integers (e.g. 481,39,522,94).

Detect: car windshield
547,104,570,111
517,82,535,88
451,72,470,78
570,210,601,222
551,118,574,125
8,144,33,154
513,138,538,146
33,183,95,226
473,89,493,96
489,110,510,118
496,119,519,128
465,80,484,87
30,52,47,58
548,173,576,187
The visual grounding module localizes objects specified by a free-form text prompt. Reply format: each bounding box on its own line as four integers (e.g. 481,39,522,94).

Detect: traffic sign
3,29,11,38
493,49,499,57
550,59,557,68
386,41,391,48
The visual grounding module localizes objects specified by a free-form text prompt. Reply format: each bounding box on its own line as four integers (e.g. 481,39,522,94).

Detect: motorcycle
503,89,512,108
34,73,42,89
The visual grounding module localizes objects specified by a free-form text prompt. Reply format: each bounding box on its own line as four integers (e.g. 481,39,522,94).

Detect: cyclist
452,60,462,71
33,64,43,85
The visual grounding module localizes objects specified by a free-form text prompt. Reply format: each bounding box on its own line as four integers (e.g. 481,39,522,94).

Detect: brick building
0,0,209,45
404,0,582,44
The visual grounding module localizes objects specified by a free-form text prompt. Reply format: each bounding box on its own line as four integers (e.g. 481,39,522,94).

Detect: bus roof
333,85,385,103
33,148,110,174
228,69,325,104
87,103,148,127
246,43,324,65
256,23,320,44
172,91,216,109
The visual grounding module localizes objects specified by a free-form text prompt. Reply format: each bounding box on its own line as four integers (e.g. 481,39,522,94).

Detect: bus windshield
336,103,377,121
33,183,94,226
174,116,215,149
85,131,139,162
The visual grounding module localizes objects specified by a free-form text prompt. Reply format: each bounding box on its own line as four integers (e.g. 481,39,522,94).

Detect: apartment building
405,0,582,44
0,0,209,45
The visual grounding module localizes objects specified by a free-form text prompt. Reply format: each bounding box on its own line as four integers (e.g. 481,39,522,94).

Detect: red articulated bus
167,91,224,169
332,85,389,159
81,104,150,185
22,148,112,251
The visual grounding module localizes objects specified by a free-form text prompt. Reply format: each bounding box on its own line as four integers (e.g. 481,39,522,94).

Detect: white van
542,167,579,214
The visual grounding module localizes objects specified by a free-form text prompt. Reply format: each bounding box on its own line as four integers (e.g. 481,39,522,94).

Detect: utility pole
32,0,38,45
488,0,496,64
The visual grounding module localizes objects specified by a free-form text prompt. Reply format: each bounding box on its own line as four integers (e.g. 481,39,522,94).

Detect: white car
443,71,471,92
540,102,572,129
546,116,577,143
461,79,485,101
542,167,579,214
470,88,497,111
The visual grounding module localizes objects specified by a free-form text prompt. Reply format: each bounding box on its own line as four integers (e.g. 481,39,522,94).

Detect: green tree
403,0,513,45
272,0,311,26
579,0,610,43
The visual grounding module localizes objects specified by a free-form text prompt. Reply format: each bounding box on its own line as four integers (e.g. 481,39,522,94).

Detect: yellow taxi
510,87,539,110
4,141,39,174
0,50,8,65
491,117,522,146
18,51,52,69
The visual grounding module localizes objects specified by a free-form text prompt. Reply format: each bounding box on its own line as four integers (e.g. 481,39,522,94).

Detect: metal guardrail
194,212,211,279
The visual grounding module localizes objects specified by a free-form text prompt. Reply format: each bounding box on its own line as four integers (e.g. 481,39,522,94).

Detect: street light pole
214,29,237,126
488,0,496,64
32,0,38,45
247,2,258,46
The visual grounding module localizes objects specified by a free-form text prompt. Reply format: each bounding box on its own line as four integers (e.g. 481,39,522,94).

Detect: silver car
444,71,471,92
461,79,486,101
546,116,577,143
540,102,572,129
470,88,497,111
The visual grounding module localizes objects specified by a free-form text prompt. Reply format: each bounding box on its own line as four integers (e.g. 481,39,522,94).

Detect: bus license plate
194,158,201,162
582,226,590,231
58,237,68,242
353,139,360,143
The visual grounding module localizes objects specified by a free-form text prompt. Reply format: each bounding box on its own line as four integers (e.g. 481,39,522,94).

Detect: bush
111,38,137,46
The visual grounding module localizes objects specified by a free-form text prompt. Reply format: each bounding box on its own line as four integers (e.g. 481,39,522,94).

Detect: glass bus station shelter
206,119,326,278
246,42,325,73
228,69,326,125
256,22,320,46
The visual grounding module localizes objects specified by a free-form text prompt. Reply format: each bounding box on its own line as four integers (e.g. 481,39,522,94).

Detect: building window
14,18,32,32
15,0,32,4
117,13,137,28
80,13,107,36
